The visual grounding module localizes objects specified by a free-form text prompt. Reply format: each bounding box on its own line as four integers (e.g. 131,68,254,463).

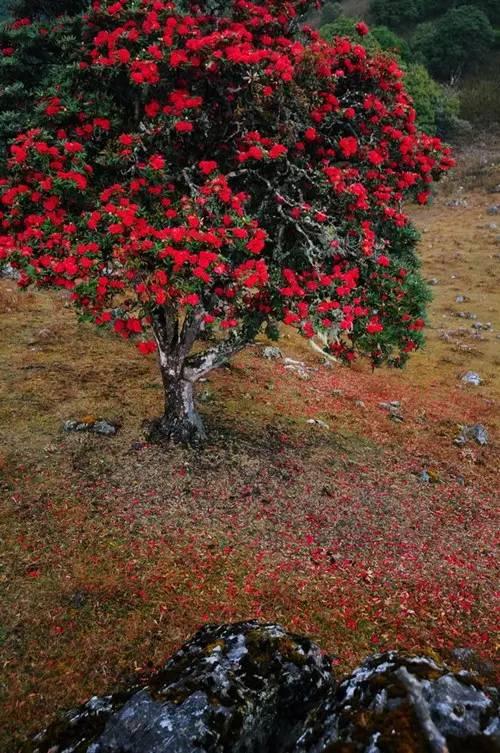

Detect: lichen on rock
22,624,499,753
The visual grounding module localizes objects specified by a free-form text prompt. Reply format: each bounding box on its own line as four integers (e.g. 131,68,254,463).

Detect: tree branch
183,335,249,382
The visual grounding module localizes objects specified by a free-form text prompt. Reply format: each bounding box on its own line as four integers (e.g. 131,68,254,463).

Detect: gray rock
0,263,20,280
63,418,118,436
262,346,282,360
461,371,482,386
448,198,468,208
25,621,333,753
378,401,401,412
22,626,500,753
487,205,500,215
283,358,314,380
306,418,330,430
455,424,489,447
296,652,499,753
427,277,439,286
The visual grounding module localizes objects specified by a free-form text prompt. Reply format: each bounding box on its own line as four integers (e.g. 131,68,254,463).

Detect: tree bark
155,374,207,445
149,306,260,445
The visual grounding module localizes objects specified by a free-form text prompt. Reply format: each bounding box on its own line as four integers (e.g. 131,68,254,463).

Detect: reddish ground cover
0,173,499,748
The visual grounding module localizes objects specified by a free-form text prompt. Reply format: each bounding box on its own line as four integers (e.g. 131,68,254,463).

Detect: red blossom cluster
0,0,453,366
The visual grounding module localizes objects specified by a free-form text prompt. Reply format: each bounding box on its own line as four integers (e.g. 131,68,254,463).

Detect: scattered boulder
262,346,282,360
455,424,489,447
63,417,119,436
24,625,499,753
296,651,500,753
461,371,482,386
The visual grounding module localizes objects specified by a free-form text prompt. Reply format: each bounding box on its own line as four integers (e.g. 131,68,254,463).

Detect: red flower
339,136,358,158
356,22,369,36
175,121,193,133
199,160,218,174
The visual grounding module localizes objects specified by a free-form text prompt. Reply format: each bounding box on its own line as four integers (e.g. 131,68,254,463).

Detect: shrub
0,0,453,443
404,64,459,135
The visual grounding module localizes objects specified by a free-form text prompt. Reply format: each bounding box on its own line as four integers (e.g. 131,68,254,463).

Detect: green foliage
404,64,459,135
412,6,495,80
320,17,381,53
370,25,411,61
0,14,83,160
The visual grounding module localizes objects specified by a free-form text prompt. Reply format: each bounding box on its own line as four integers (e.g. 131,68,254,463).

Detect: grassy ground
0,156,499,749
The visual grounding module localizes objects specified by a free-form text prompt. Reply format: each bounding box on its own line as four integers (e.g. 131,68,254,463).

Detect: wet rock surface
23,624,499,753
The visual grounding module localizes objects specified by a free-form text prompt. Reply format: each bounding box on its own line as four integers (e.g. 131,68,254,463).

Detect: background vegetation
305,0,500,135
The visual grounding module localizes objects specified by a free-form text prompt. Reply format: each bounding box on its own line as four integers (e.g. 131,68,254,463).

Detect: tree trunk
149,306,258,445
156,375,207,445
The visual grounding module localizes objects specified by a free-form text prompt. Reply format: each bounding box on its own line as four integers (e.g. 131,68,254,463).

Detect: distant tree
413,6,495,80
320,1,342,25
370,0,423,29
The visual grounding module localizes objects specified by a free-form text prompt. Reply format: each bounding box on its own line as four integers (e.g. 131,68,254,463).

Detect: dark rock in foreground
23,622,499,753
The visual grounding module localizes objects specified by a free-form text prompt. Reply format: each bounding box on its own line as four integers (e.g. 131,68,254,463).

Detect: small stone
93,420,118,436
262,346,282,359
454,424,488,447
461,371,482,386
332,389,344,396
378,400,401,411
63,418,118,436
1,264,20,280
448,198,468,208
486,204,499,215
306,418,330,430
427,277,439,286
354,400,366,409
455,295,467,304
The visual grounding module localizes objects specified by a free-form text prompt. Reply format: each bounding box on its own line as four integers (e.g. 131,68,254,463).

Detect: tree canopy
0,0,453,441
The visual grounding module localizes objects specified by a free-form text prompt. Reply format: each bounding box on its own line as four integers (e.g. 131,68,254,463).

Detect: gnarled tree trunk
149,306,253,445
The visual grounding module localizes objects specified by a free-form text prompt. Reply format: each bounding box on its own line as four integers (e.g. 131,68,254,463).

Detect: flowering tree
0,0,453,443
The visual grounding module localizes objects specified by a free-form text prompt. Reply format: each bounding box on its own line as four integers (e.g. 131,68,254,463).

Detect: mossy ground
0,149,499,750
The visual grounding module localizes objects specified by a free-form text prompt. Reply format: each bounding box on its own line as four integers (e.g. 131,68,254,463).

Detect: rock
25,627,500,753
306,418,330,430
283,358,314,380
419,469,441,483
378,401,401,412
262,346,282,360
0,263,20,280
461,371,482,386
455,311,477,320
427,277,439,286
486,204,500,215
25,621,333,753
455,424,489,447
447,198,468,208
296,651,500,753
63,417,118,436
